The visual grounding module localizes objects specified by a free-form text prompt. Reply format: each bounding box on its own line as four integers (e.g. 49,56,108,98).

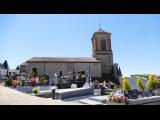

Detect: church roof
27,57,101,63
20,61,27,66
96,28,111,34
91,28,111,40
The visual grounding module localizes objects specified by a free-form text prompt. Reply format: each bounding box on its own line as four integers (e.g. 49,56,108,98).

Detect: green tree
16,66,20,70
3,60,9,69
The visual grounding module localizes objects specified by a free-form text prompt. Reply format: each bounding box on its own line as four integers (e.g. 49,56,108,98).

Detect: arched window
101,39,106,51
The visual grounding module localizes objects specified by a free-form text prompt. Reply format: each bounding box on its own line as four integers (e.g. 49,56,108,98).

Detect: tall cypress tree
3,60,9,69
16,66,20,70
118,67,122,76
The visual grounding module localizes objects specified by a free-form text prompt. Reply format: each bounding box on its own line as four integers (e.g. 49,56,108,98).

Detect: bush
146,78,160,90
136,78,145,91
19,80,25,86
39,77,46,85
148,74,153,81
4,77,12,86
32,87,40,94
113,83,118,90
155,80,160,89
122,79,131,91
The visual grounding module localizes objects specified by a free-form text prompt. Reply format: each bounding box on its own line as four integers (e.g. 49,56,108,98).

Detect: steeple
91,28,113,74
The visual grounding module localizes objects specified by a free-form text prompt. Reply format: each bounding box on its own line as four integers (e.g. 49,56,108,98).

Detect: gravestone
49,75,54,85
128,77,147,90
53,73,59,85
128,77,137,90
141,77,147,86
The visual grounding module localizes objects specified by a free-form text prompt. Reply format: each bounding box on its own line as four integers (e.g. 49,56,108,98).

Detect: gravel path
0,86,83,105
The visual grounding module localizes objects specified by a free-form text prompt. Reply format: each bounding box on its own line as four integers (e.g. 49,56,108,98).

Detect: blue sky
0,14,160,76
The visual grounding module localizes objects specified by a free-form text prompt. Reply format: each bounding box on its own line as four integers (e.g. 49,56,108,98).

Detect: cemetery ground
0,84,83,105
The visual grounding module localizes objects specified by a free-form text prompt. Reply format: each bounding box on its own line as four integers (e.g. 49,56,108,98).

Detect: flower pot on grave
130,89,138,99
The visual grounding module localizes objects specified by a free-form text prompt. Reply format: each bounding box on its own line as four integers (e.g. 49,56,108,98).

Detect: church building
20,28,121,81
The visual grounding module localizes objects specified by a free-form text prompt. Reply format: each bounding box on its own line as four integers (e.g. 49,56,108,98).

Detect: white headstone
71,84,77,88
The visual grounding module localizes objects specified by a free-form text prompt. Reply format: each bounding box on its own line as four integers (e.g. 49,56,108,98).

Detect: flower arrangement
29,78,37,86
108,95,128,104
39,77,47,85
12,80,19,88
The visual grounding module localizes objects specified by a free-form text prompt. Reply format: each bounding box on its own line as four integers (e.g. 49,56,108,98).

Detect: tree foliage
136,78,145,91
3,60,9,69
122,79,131,91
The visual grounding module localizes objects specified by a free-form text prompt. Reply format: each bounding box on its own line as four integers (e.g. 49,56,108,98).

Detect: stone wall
26,62,102,78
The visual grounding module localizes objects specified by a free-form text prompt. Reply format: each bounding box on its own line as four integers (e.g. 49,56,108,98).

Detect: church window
101,39,106,51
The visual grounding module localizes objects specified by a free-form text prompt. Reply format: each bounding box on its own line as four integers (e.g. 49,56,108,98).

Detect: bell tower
91,28,113,75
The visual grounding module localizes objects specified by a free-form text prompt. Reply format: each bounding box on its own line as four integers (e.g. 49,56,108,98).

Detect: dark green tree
3,60,9,69
16,66,20,70
118,67,122,76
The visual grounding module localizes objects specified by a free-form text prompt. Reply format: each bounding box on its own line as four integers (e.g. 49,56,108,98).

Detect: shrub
39,77,46,85
136,78,145,91
32,87,40,94
146,78,160,90
19,80,25,86
4,77,12,86
122,79,131,91
148,74,153,81
113,83,118,90
155,79,160,89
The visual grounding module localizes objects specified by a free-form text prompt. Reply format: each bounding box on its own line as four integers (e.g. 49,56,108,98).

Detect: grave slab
55,88,94,100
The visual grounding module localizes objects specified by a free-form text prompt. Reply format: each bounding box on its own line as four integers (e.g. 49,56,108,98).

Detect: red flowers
29,78,37,86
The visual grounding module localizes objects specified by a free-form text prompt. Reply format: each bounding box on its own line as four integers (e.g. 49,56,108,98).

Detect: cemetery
2,68,160,105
